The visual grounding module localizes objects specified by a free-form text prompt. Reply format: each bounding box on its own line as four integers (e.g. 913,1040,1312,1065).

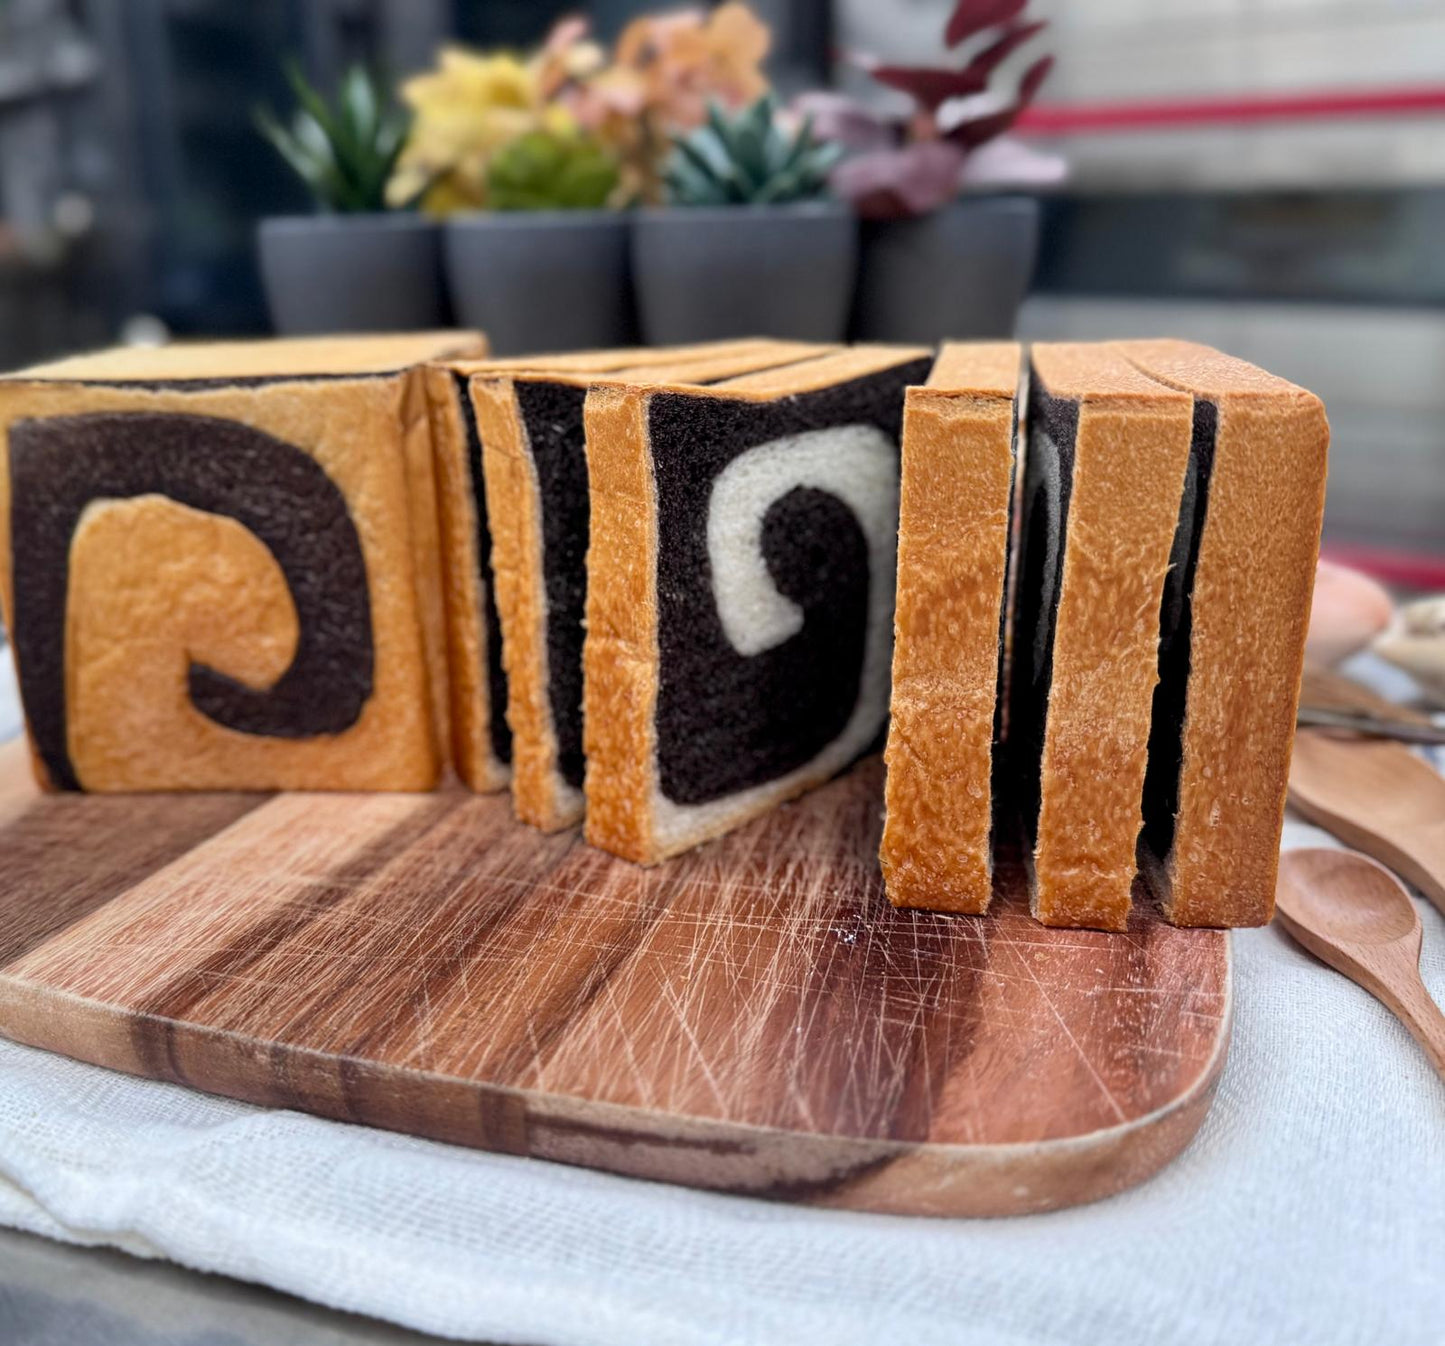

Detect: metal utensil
1296,704,1445,746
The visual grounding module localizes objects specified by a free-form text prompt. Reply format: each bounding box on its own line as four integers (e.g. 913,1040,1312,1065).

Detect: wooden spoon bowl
1276,848,1445,1081
1282,849,1419,944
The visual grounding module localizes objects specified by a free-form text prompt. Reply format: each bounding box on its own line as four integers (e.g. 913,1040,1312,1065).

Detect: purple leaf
791,91,902,154
957,135,1068,188
861,61,988,110
946,54,1053,150
945,0,1028,49
960,20,1048,82
830,140,967,219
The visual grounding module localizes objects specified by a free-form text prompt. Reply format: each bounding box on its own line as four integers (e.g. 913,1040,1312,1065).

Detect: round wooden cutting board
0,741,1229,1217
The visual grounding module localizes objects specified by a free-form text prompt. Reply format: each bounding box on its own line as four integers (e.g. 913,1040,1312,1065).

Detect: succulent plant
484,129,620,210
663,95,841,207
256,63,409,213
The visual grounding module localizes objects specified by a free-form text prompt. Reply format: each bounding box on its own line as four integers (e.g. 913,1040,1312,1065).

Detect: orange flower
534,15,608,104
577,3,771,203
614,3,769,131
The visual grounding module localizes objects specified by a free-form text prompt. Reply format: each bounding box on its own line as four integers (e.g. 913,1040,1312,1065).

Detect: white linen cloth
0,649,19,744
0,668,1442,1345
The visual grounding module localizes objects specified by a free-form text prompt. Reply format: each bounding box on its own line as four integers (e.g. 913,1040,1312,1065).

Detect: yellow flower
388,48,562,213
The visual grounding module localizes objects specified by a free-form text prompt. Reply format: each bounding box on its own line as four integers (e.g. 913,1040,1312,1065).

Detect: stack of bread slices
0,334,1326,930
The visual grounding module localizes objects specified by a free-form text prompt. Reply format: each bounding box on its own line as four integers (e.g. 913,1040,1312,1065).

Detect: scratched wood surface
0,740,1230,1217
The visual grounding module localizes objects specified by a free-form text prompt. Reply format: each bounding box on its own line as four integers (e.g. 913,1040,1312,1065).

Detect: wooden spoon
1289,729,1445,918
1276,848,1445,1080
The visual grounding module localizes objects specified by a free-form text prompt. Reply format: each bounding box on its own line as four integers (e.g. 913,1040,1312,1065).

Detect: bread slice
880,342,1021,914
423,359,512,793
1115,340,1328,927
424,344,721,794
0,330,485,792
467,341,833,830
584,345,934,864
1008,344,1194,930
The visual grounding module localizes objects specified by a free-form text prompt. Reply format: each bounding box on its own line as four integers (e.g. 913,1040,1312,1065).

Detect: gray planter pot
851,196,1040,344
444,211,634,356
632,202,857,345
258,214,446,334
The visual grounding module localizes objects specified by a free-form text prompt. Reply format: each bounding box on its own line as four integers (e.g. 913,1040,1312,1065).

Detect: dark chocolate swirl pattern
648,360,930,805
9,411,374,789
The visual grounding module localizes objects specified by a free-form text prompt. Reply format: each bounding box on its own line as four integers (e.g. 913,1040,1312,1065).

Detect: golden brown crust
0,375,441,791
10,331,487,382
923,342,1018,391
1029,344,1194,931
1115,340,1329,927
581,383,659,861
881,342,1020,913
562,342,829,390
441,338,803,381
422,365,508,793
400,365,451,770
709,345,933,397
471,377,568,828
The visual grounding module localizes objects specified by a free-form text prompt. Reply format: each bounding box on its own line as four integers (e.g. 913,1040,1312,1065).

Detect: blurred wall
839,0,1445,190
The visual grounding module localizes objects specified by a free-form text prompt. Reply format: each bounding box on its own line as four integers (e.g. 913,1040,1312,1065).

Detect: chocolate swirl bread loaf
464,341,831,831
883,340,1326,930
1,330,1324,933
583,345,933,864
0,331,483,791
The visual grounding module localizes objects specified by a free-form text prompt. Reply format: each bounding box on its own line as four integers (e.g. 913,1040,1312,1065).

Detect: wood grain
0,741,1230,1217
1289,728,1445,917
1275,848,1445,1081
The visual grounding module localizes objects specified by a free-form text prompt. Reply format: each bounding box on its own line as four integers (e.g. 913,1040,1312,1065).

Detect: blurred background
1,0,1442,575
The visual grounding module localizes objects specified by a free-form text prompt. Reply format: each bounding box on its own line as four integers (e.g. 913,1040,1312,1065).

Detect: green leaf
667,95,834,206
342,64,378,146
285,61,346,157
777,115,815,176
486,128,621,211
674,129,728,184
259,60,403,211
664,157,722,206
706,101,735,147
255,107,326,194
558,156,617,209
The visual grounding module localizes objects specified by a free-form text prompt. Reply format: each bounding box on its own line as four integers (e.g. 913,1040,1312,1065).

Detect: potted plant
387,6,773,355
443,123,630,356
798,0,1065,344
632,95,852,344
255,64,445,334
385,40,623,355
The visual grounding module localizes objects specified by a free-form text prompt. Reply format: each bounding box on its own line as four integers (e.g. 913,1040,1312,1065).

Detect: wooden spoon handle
1288,731,1445,918
1381,980,1445,1081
